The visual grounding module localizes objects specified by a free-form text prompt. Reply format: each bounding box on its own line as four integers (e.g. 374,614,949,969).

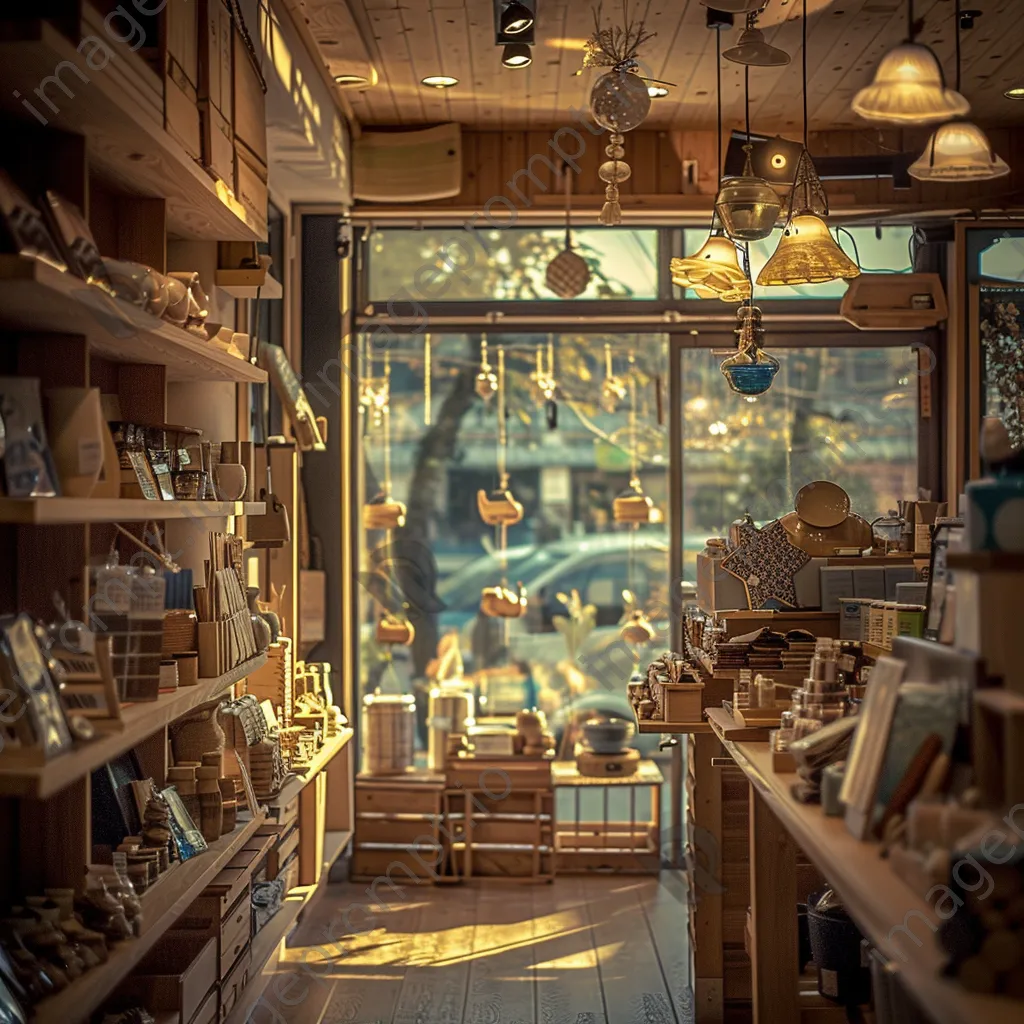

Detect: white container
427,686,474,772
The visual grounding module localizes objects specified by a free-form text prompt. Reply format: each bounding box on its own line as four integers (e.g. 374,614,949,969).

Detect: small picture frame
0,170,67,273
0,614,72,760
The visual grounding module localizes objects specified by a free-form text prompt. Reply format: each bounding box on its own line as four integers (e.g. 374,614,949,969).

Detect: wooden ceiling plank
433,3,481,128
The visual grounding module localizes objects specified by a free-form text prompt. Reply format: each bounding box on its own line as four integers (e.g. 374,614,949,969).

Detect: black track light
501,2,534,35
502,42,532,68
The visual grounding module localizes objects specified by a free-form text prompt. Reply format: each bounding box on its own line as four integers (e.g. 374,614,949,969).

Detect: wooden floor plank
392,885,477,1024
531,876,607,1024
585,877,678,1024
463,885,537,1024
638,872,695,1024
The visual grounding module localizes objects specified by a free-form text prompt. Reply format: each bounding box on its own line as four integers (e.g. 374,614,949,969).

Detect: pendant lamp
908,2,1010,182
852,0,968,125
757,214,860,287
909,121,1010,181
723,27,790,68
720,305,780,397
668,25,750,302
758,0,860,289
715,61,782,242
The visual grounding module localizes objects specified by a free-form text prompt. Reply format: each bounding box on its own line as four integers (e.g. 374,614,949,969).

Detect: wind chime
531,336,559,428
480,345,528,620
475,335,498,402
583,4,658,225
360,348,414,648
612,353,655,525
601,342,627,413
669,27,750,302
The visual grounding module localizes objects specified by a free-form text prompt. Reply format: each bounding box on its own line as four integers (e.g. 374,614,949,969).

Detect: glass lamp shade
590,70,652,132
723,28,790,68
720,307,779,396
715,175,782,241
852,43,970,125
670,235,750,298
756,215,861,287
909,121,1010,181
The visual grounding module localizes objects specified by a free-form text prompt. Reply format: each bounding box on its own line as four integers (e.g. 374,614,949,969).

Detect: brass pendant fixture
852,0,969,125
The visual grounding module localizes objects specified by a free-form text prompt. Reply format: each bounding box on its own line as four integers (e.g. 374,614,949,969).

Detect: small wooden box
234,142,268,236
659,682,704,723
220,944,251,1021
233,21,267,167
122,932,217,1024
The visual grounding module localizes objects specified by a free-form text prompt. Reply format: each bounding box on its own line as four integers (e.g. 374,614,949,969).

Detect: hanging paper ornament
546,167,591,297
720,305,780,397
475,337,498,401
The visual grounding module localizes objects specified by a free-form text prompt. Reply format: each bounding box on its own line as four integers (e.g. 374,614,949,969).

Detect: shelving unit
29,814,266,1024
0,498,266,526
0,653,268,799
0,258,267,383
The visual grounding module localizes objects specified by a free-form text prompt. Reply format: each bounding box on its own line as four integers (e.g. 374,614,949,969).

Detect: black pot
807,890,871,1006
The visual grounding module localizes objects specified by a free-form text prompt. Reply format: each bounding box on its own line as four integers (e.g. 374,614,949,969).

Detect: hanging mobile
612,354,655,524
480,345,527,620
601,342,627,413
475,335,499,401
363,349,408,530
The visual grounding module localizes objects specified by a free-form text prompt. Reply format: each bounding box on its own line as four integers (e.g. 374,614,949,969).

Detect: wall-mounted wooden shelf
0,257,267,383
0,653,268,799
269,727,354,810
0,16,263,242
29,814,267,1024
0,498,265,526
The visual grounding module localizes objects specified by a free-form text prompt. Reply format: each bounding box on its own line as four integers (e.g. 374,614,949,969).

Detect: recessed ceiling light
501,1,535,35
502,43,532,68
421,75,459,88
648,85,669,98
1005,86,1024,99
335,74,371,86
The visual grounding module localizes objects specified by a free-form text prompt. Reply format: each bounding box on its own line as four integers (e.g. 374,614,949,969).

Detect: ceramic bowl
214,463,247,501
794,481,851,529
780,511,873,556
582,719,635,754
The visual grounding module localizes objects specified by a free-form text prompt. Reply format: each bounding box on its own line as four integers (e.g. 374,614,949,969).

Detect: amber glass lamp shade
722,28,790,68
852,43,969,125
909,121,1010,181
756,215,861,287
670,235,751,300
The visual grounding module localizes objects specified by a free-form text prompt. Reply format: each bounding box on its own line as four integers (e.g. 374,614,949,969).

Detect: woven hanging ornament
546,167,591,297
583,5,655,225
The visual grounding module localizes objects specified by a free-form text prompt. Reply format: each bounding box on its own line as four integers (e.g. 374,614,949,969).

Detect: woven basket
162,610,198,655
545,247,590,298
169,698,225,764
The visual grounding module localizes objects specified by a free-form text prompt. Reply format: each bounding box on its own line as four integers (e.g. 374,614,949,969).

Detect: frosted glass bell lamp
852,43,969,124
909,121,1010,181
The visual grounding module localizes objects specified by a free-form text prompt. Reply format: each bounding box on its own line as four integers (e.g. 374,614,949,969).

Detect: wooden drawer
355,815,438,847
193,873,251,923
277,796,299,830
356,783,443,816
351,848,438,881
220,944,251,1021
191,984,219,1024
122,932,217,1024
219,892,251,980
267,825,300,880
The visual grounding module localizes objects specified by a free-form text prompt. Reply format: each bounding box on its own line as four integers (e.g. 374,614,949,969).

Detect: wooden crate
556,821,660,875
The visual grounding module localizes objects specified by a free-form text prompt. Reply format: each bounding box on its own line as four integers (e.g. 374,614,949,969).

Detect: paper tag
78,439,103,476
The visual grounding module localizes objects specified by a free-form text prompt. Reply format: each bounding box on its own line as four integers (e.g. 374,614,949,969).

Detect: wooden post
692,730,724,1023
749,786,800,1024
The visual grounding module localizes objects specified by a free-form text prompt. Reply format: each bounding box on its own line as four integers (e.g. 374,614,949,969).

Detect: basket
169,699,226,765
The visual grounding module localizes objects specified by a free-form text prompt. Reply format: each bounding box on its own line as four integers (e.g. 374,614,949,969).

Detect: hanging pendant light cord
716,28,722,179
954,0,962,92
745,65,751,144
802,0,808,150
907,0,915,43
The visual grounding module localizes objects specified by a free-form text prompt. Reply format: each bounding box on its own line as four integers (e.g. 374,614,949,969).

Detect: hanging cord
497,345,507,488
716,27,723,177
802,0,809,150
382,348,392,497
423,334,432,426
628,351,638,485
745,65,751,144
907,0,915,42
954,0,962,92
562,162,573,249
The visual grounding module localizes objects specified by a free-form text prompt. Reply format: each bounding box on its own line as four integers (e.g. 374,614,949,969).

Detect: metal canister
427,686,474,771
363,693,416,775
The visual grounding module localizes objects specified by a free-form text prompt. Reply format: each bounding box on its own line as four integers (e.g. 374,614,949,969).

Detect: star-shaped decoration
721,518,810,610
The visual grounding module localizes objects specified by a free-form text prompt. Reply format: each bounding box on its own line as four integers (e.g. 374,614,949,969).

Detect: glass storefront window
358,333,670,762
367,227,659,302
680,346,919,580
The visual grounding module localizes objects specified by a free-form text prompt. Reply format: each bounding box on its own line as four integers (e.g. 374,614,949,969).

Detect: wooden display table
725,738,1023,1024
551,759,663,874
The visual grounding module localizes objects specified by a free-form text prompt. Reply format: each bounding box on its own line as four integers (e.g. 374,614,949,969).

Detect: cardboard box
853,567,886,601
120,932,216,1024
235,142,268,236
884,565,918,600
233,20,267,167
199,0,234,179
819,567,853,612
696,554,749,612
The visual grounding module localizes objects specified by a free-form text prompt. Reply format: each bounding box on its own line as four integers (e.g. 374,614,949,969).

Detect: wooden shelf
0,257,267,383
322,829,353,868
223,893,306,1024
0,497,265,525
947,551,1024,572
0,14,263,242
31,814,266,1024
726,739,1023,1024
269,728,354,810
0,653,268,799
215,271,284,300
